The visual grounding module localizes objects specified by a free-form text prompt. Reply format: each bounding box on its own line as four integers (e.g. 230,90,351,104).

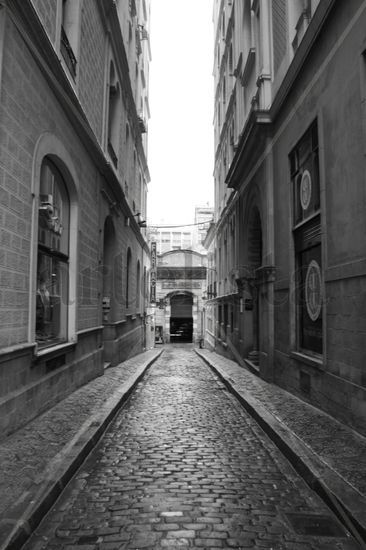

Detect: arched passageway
170,293,193,342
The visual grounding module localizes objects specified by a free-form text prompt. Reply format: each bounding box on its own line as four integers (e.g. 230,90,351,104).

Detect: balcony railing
61,26,77,79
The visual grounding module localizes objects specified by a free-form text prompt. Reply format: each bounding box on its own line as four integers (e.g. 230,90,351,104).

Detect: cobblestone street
23,347,359,550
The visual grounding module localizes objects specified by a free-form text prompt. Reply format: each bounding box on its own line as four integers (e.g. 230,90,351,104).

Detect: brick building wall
0,0,151,437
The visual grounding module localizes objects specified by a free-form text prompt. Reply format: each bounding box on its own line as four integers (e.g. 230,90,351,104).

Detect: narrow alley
23,347,359,550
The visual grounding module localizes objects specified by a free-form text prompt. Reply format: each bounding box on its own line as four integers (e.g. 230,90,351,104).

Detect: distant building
147,206,213,345
211,0,366,435
148,205,214,255
0,0,151,436
154,250,207,345
194,206,214,249
149,228,194,254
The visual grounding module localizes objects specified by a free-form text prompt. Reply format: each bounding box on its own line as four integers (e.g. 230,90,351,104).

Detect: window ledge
34,341,76,363
290,350,323,370
0,343,36,363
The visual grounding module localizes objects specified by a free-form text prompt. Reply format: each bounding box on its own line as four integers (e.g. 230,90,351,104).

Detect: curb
1,349,163,550
195,349,366,549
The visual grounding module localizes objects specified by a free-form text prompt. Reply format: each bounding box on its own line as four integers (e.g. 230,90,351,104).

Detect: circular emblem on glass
300,170,312,211
305,259,322,321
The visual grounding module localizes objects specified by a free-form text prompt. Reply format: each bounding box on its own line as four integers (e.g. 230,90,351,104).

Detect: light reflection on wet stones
23,347,360,550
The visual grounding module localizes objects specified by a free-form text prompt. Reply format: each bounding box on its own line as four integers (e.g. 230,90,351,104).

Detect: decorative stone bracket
255,265,276,284
234,265,276,293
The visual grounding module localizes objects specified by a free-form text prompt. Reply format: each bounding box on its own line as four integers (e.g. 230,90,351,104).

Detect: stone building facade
210,0,366,434
154,250,207,345
0,0,151,437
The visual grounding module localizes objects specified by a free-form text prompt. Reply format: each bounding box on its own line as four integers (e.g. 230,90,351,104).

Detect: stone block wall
0,1,150,435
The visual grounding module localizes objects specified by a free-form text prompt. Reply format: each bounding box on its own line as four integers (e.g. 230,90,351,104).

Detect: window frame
36,159,70,349
126,248,132,309
290,120,323,357
30,136,78,353
59,0,81,81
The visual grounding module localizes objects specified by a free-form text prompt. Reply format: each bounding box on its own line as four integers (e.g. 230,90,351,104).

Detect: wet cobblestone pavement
23,347,360,549
196,349,366,496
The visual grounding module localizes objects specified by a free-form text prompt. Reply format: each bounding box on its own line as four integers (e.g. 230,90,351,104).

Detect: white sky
147,0,214,226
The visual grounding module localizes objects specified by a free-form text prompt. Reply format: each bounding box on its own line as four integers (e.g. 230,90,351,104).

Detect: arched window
36,159,70,347
136,260,141,310
126,248,132,308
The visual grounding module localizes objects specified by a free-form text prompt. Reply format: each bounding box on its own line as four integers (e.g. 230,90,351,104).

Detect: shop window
36,159,70,347
290,121,322,355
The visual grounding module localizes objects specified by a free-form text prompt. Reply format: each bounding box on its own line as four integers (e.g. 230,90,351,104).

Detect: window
36,159,69,347
60,0,79,79
107,61,120,167
128,22,133,43
290,121,322,355
129,0,137,17
229,43,233,75
289,0,311,53
126,248,132,308
143,266,147,307
136,260,141,310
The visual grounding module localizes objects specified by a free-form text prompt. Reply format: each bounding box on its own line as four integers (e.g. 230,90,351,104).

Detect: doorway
170,293,193,343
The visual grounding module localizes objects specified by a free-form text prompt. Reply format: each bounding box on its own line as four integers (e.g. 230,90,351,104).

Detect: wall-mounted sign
300,170,312,211
150,241,157,302
305,259,322,321
151,241,157,268
162,281,201,289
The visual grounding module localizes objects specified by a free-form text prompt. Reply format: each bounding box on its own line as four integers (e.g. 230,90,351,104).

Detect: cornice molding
222,0,337,194
225,108,271,189
270,0,337,119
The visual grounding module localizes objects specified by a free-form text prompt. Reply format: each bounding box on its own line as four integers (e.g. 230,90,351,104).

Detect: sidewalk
196,348,366,546
0,348,163,550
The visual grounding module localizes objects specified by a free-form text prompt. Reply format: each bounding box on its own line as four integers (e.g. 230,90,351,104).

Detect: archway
170,293,193,343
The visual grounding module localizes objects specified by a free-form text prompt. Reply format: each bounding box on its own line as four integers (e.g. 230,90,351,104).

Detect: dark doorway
170,294,193,343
